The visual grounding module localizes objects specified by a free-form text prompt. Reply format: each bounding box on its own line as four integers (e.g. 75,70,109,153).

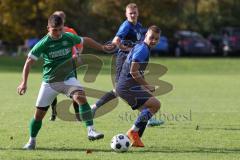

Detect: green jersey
28,32,83,83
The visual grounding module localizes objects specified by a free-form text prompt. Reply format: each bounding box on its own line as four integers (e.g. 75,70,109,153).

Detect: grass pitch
0,55,239,160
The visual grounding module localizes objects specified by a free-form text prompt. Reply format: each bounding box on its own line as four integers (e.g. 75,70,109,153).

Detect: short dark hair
148,25,161,34
53,11,66,22
48,14,63,28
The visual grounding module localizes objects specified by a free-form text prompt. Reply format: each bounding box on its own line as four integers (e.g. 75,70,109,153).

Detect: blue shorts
116,85,152,110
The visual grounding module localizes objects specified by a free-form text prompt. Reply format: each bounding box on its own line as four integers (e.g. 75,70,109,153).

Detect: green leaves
1,0,240,44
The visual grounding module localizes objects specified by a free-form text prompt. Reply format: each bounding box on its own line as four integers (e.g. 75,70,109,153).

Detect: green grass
0,55,240,160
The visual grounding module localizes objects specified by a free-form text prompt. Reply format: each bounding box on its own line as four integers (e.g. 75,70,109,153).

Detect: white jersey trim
80,37,84,44
28,52,38,61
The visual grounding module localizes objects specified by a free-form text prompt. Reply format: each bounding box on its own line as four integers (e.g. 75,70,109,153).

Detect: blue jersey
116,20,143,50
117,42,150,88
114,20,144,83
116,42,153,110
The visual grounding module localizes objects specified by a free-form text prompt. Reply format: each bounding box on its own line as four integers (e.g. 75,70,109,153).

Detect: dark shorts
116,85,153,110
115,51,128,83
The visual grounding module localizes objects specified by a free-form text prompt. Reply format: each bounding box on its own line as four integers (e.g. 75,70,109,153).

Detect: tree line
1,0,240,45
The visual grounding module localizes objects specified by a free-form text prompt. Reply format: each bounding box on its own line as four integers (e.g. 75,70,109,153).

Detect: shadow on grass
161,126,240,131
129,147,240,154
0,147,112,153
159,124,240,131
1,147,239,154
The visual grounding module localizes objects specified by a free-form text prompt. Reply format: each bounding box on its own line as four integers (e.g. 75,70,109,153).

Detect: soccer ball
110,134,130,152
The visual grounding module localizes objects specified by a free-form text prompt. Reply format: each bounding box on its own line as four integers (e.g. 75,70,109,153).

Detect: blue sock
96,90,117,108
138,124,147,138
134,108,152,136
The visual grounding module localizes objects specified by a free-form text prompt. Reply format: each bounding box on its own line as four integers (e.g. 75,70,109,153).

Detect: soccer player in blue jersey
116,25,161,147
17,14,114,150
91,3,163,128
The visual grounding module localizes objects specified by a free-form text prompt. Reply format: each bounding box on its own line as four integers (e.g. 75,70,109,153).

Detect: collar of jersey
127,20,139,26
143,42,151,51
48,33,63,40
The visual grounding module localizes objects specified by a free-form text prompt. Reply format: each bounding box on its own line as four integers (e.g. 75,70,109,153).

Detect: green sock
79,103,93,127
29,118,42,137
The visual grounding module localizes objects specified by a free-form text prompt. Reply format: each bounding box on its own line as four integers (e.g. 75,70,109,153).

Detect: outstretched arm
17,57,35,95
83,37,104,51
83,37,116,53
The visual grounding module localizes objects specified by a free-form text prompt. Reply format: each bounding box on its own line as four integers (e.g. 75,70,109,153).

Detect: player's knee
72,91,87,104
35,106,49,120
74,95,87,104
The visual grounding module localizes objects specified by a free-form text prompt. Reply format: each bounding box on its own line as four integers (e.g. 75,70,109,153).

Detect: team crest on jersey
137,32,141,41
62,41,68,46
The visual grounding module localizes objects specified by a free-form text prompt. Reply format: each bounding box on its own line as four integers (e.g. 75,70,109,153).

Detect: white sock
87,125,94,132
131,125,139,132
29,137,36,143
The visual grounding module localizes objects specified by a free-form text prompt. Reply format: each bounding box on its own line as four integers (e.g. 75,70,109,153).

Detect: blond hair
148,25,161,34
126,3,138,10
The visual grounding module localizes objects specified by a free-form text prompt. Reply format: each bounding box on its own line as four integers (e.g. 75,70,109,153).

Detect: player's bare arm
17,57,35,95
112,36,131,52
83,37,116,53
130,62,155,92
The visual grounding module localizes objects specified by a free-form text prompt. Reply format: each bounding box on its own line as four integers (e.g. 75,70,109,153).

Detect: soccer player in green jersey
49,10,83,122
17,14,114,150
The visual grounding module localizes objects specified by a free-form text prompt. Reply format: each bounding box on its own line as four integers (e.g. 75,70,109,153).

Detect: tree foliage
1,0,240,44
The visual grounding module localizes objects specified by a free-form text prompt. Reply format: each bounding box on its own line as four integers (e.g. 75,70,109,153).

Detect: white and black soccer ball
110,134,130,152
